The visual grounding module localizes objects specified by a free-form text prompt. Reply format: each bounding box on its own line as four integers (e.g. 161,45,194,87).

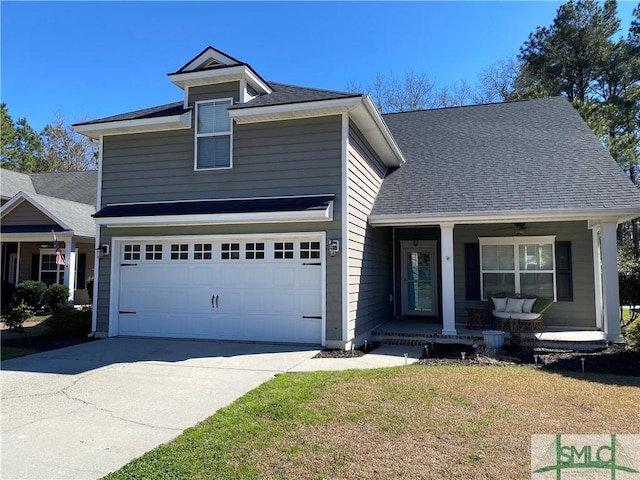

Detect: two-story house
73,46,640,348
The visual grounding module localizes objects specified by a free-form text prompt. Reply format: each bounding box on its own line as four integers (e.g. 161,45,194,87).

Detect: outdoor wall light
327,239,340,257
96,244,110,258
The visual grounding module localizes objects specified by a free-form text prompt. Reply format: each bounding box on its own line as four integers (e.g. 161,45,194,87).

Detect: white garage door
116,235,323,344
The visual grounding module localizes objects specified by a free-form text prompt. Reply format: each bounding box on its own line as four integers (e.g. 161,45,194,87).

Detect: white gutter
72,112,192,139
368,207,640,226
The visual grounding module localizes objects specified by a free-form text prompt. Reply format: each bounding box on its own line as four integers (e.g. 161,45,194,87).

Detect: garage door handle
211,294,219,308
216,295,219,308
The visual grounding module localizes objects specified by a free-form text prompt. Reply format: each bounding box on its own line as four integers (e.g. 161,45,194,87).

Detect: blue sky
1,1,637,131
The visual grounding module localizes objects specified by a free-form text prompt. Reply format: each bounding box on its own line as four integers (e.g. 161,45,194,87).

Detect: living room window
39,252,64,286
195,98,232,170
479,236,556,301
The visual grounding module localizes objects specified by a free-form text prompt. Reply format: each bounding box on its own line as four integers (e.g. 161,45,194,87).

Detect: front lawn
105,366,639,479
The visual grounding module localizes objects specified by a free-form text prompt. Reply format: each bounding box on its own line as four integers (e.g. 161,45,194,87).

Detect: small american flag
52,231,67,266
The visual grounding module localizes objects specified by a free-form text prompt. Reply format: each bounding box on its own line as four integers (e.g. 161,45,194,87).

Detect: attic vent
201,58,222,69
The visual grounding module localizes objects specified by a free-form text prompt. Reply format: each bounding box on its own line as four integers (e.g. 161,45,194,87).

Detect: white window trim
479,236,557,301
194,98,233,171
39,248,79,286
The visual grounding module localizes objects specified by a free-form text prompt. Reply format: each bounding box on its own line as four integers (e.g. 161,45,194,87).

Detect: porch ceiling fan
494,223,528,236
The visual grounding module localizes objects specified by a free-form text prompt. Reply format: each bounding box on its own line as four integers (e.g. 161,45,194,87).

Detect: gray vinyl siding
347,122,391,340
97,115,344,342
454,221,596,329
101,116,343,204
2,203,57,226
188,82,240,106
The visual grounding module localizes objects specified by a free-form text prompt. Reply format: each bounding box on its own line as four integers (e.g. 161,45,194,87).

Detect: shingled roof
229,82,361,109
1,169,97,206
371,96,640,219
75,83,359,127
73,102,188,126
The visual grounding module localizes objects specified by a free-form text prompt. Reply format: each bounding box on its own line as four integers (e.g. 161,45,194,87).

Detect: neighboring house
0,169,98,304
72,46,640,347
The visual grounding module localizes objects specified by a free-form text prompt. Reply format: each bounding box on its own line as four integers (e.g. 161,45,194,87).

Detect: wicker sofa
488,293,553,333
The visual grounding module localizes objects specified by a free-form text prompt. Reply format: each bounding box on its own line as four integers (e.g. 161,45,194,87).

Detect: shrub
624,318,640,349
46,284,70,312
46,308,92,337
5,302,34,332
15,281,48,311
1,280,16,312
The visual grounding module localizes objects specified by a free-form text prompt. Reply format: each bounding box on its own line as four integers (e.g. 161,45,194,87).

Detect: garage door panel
271,266,297,287
298,267,322,287
117,236,323,344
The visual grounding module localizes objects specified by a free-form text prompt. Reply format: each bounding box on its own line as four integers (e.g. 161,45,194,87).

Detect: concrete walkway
1,338,419,480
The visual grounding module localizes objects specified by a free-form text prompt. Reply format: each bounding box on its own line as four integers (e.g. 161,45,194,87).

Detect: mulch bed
2,334,91,352
315,342,639,377
417,342,640,377
314,341,382,359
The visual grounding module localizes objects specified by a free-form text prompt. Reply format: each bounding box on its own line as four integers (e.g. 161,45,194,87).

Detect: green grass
1,346,38,361
104,366,640,480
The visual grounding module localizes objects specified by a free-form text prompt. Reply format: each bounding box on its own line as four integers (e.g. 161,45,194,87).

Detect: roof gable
0,192,96,238
172,46,243,74
167,46,272,94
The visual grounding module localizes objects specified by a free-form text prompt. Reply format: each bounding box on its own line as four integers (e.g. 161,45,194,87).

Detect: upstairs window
195,99,232,170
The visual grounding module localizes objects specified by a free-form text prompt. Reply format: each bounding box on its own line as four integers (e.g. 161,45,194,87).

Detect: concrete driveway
1,338,319,480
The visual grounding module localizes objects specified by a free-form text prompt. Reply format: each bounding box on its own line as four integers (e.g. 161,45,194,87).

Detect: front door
401,242,438,316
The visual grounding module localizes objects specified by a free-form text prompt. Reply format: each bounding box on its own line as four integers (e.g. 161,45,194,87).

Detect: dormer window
195,98,232,170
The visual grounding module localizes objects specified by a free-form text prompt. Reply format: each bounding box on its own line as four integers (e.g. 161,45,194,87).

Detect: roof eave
167,65,272,94
368,207,640,226
351,96,406,168
72,111,192,139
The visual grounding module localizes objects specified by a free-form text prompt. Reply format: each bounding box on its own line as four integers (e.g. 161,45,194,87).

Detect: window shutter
77,253,86,289
465,243,481,301
31,254,39,281
555,241,573,301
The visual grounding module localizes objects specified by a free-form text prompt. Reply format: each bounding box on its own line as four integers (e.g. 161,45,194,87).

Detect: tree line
351,0,639,257
0,103,97,172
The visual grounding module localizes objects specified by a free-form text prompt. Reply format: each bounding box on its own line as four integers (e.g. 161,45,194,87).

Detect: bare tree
41,111,97,171
436,79,476,107
475,56,521,103
347,70,437,113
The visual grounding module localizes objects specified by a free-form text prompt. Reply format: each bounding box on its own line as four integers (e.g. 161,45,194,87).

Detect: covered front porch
374,218,625,343
1,235,95,307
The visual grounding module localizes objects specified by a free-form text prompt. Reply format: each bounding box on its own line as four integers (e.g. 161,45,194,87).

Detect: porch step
371,330,483,347
371,329,608,352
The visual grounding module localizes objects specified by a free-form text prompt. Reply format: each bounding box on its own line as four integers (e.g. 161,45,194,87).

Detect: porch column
440,223,456,335
591,227,603,330
64,237,76,304
599,222,622,341
15,242,21,285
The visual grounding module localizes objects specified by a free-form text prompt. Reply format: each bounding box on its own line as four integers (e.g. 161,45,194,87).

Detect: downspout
89,135,103,338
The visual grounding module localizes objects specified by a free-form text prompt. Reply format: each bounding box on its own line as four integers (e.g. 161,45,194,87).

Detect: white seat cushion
491,311,541,321
505,298,525,313
492,297,507,312
522,298,537,313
